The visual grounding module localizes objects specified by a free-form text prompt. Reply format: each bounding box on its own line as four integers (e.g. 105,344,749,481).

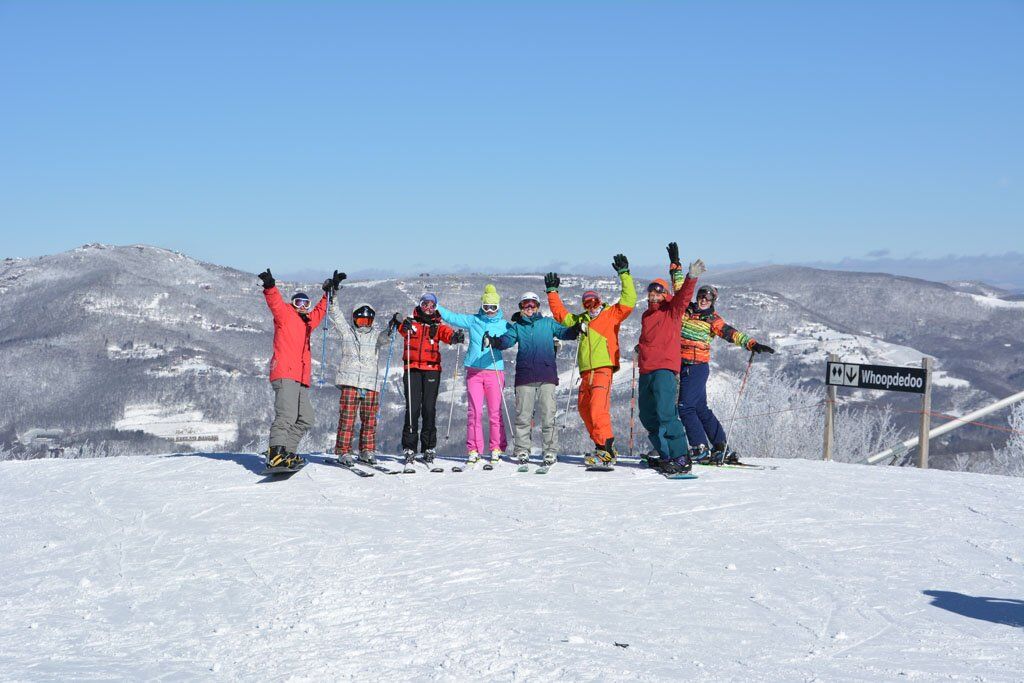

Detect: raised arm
435,304,476,330
608,254,636,320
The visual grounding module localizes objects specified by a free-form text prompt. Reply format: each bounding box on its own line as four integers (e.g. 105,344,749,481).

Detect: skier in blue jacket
436,284,512,466
487,291,578,466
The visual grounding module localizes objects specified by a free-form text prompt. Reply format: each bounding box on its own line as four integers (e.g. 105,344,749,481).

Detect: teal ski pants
638,369,690,460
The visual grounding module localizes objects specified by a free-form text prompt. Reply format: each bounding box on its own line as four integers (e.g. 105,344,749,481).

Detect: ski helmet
647,278,668,294
581,290,601,309
697,285,718,305
352,302,375,327
352,303,376,318
420,293,438,306
519,291,540,307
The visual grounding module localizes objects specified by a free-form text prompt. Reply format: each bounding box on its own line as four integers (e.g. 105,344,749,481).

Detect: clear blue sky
2,1,1022,275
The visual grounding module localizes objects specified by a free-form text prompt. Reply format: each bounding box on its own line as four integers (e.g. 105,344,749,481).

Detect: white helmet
519,291,541,305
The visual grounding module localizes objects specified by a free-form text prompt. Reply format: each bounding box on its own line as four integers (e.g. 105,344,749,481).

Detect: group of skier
258,243,774,476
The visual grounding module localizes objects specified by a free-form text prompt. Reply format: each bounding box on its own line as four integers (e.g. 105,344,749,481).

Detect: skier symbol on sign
842,364,859,387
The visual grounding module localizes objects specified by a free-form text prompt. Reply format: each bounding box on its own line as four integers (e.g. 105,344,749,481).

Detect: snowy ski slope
2,454,1022,680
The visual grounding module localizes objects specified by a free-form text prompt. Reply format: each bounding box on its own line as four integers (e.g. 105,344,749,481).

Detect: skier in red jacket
260,267,345,470
635,243,703,475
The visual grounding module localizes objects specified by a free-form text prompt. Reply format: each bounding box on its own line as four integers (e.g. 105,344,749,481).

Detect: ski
516,463,530,472
260,464,305,477
535,465,551,474
418,458,445,473
661,472,699,480
323,457,374,477
585,465,615,472
482,463,494,470
450,465,464,473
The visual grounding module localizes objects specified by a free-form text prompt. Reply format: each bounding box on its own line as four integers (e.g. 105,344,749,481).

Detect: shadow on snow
923,590,1024,628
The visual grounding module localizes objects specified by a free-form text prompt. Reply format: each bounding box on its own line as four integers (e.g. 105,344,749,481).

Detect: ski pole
726,350,757,426
318,288,332,387
405,332,414,432
487,342,514,447
628,357,638,457
560,362,578,431
377,332,396,418
445,341,462,441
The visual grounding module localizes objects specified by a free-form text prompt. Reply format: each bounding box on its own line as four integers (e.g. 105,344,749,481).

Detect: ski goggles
519,300,539,310
582,296,601,307
647,282,667,294
354,316,373,327
419,299,436,309
291,297,311,310
482,304,499,313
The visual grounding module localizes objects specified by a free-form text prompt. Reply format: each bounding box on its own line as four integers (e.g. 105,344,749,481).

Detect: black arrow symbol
846,367,857,382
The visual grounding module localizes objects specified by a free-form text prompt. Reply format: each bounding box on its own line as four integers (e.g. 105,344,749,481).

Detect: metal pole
560,363,578,431
487,343,514,445
918,357,932,469
318,288,332,387
445,342,462,441
823,352,837,462
866,388,1024,465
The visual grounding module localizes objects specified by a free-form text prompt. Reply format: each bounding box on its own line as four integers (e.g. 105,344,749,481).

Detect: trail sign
826,361,927,395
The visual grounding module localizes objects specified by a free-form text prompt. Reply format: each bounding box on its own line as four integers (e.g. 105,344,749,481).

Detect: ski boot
542,452,557,466
489,449,503,464
710,443,735,465
338,452,357,467
689,444,712,465
422,448,437,465
585,439,617,467
266,445,289,469
402,449,416,466
358,450,379,466
515,452,530,466
466,451,481,466
661,453,693,475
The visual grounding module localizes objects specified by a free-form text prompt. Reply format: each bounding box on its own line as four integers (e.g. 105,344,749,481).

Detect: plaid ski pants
335,386,379,454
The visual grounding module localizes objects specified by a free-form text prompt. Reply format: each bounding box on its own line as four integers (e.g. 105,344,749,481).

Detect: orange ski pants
578,367,614,445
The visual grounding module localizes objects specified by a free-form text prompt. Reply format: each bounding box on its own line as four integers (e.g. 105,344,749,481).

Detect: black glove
321,278,334,293
666,242,680,267
387,313,400,335
481,331,493,348
400,317,415,333
451,329,466,344
544,272,560,292
331,270,346,288
510,311,522,324
612,254,629,274
751,342,775,354
258,268,275,289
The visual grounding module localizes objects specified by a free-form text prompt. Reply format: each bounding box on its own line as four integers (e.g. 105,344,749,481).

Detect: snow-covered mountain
1,244,1021,470
1,454,1022,679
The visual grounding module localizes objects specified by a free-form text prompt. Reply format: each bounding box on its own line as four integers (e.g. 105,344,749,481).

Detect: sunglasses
482,304,499,313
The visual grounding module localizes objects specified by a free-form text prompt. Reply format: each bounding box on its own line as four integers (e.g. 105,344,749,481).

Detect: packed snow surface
2,455,1023,680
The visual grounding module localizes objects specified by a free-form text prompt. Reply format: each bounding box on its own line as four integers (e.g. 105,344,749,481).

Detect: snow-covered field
2,455,1022,680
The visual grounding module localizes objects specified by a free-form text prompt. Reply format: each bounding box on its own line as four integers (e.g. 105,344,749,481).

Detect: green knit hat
481,283,500,306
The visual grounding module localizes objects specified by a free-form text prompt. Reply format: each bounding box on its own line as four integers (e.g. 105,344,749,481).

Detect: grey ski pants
513,382,558,457
270,379,314,452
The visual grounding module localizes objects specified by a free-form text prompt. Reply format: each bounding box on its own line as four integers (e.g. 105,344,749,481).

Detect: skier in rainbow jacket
437,285,511,468
676,281,774,465
635,242,702,475
546,254,636,467
259,267,345,471
486,291,578,468
329,301,395,467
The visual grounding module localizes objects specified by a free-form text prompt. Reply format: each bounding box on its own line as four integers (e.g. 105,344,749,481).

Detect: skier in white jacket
330,302,396,465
